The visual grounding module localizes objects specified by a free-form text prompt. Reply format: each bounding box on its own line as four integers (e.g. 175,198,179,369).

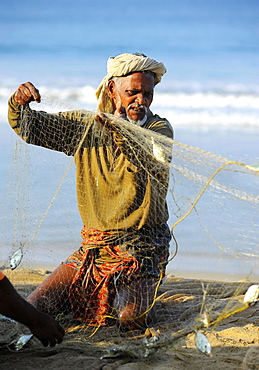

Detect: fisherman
0,271,64,346
8,53,174,330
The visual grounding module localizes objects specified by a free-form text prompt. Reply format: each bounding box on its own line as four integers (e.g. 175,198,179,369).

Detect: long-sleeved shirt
8,94,174,231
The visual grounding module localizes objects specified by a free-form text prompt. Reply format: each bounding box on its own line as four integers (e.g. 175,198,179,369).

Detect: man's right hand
14,82,41,105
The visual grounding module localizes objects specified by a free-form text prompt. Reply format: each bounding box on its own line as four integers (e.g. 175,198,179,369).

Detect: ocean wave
155,110,259,128
1,84,259,129
153,91,259,109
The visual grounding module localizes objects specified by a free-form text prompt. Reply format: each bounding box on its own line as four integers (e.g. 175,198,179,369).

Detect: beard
126,104,148,126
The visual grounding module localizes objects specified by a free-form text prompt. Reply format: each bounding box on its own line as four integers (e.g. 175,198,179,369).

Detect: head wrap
96,53,167,113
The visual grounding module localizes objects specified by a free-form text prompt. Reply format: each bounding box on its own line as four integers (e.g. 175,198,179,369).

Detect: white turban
96,53,167,113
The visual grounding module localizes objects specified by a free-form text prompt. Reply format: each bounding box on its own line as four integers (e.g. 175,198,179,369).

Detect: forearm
0,277,39,328
8,93,23,135
0,275,64,346
8,95,93,155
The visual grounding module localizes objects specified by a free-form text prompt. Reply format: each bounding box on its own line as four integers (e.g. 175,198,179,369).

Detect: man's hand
29,310,65,347
0,276,64,348
113,100,126,119
14,82,41,105
94,112,115,131
95,100,126,131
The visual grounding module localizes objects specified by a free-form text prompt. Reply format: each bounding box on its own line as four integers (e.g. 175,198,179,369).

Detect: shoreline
4,266,258,287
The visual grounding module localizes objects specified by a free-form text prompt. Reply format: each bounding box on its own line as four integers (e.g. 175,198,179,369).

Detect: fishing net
1,96,259,361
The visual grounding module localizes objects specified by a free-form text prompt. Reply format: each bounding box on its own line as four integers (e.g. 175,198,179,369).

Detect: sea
0,0,258,281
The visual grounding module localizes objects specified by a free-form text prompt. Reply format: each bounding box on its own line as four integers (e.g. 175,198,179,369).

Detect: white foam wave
153,92,259,109
1,84,259,129
157,111,259,128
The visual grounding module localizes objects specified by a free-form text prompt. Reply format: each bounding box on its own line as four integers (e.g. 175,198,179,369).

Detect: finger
41,339,49,347
94,113,115,132
56,335,63,344
58,324,65,336
24,82,41,103
14,82,41,105
114,100,125,118
95,113,108,126
116,101,125,114
94,113,105,121
14,91,29,105
14,87,33,105
48,337,57,347
56,328,64,344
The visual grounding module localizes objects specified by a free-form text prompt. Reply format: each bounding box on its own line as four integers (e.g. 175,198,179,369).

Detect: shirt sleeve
8,94,94,156
144,113,174,140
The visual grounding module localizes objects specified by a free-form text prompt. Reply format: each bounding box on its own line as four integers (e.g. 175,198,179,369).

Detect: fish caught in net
1,95,259,360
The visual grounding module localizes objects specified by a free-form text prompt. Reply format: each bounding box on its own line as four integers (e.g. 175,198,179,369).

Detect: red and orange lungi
63,225,171,325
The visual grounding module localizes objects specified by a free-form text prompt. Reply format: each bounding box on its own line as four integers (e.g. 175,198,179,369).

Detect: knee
117,303,155,330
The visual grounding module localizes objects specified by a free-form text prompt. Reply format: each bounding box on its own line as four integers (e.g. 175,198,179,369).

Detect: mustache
126,104,148,126
127,103,147,114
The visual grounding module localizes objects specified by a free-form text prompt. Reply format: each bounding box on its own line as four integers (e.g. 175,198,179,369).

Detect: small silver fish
151,137,167,164
200,311,210,328
100,346,135,360
143,328,160,357
0,314,16,323
195,332,212,357
10,248,23,270
243,284,259,305
15,334,33,351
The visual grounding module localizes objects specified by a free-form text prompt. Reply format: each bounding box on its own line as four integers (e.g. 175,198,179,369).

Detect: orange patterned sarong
64,225,171,325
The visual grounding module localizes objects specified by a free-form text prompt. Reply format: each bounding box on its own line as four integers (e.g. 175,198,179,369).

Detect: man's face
109,72,155,124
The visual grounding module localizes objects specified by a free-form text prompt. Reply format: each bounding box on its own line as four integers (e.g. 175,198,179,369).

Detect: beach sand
1,269,258,370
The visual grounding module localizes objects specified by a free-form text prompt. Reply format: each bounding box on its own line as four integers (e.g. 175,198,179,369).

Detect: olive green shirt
8,94,174,231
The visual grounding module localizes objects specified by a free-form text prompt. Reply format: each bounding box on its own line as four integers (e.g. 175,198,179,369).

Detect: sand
0,269,259,370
